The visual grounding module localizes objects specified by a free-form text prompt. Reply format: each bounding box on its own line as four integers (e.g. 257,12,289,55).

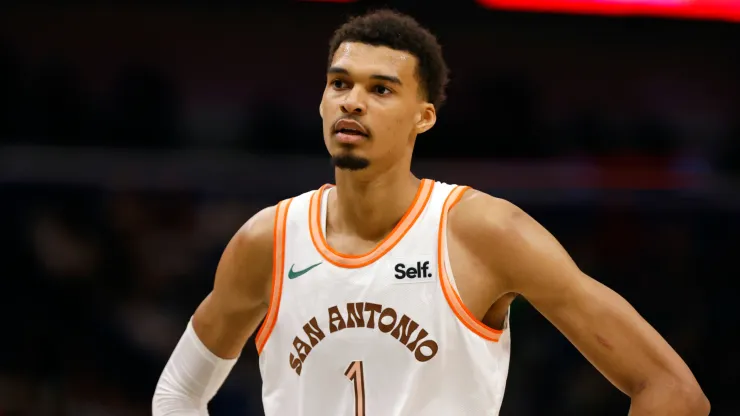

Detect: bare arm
152,205,276,415
452,191,709,416
192,204,276,358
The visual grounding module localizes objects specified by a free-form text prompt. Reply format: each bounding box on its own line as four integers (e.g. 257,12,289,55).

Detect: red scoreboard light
476,0,740,23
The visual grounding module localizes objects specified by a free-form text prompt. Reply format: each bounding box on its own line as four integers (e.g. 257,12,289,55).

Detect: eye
331,79,347,89
373,85,391,95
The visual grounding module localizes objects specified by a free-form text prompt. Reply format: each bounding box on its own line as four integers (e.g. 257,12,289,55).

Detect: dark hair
327,9,450,109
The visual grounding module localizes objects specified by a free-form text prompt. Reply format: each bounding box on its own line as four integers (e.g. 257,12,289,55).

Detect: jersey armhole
437,186,505,342
255,198,293,354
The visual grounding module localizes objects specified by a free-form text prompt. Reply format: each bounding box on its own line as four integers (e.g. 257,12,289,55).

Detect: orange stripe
255,198,293,354
309,179,435,268
438,186,503,342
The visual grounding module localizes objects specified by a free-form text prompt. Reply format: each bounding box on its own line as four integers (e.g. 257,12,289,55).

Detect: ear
415,103,436,135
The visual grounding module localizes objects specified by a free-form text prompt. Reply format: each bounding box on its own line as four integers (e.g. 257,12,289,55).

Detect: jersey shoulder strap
255,188,317,353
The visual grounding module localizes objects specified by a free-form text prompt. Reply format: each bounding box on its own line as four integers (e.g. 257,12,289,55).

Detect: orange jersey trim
255,198,293,354
308,179,435,268
438,186,504,342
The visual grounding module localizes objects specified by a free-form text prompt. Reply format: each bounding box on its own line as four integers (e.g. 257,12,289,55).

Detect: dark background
0,1,737,415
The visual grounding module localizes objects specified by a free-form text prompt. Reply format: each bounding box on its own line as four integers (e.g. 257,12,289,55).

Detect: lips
333,119,368,137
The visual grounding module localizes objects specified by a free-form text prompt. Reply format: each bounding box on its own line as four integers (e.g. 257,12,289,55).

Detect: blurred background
0,1,737,415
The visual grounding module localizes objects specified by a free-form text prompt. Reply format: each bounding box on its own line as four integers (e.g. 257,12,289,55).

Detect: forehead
330,42,419,85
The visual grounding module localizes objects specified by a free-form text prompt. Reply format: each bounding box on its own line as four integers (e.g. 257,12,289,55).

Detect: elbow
673,375,709,416
684,387,710,416
631,377,709,416
698,396,711,416
669,380,710,416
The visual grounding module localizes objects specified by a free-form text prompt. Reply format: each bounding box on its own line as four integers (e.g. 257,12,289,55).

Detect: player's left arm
453,190,709,416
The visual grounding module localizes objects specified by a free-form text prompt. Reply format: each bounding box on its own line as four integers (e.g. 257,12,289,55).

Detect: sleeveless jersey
256,180,511,416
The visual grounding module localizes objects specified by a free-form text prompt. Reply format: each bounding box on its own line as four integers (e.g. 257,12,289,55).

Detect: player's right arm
152,205,277,416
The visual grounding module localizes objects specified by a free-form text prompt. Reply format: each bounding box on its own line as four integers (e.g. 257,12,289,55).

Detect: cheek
320,103,332,129
373,114,414,149
320,90,335,119
388,110,416,137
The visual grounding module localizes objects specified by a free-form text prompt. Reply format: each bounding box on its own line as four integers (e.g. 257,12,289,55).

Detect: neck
330,162,421,241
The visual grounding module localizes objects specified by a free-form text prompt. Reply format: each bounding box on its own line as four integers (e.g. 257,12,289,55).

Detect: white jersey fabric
256,180,511,416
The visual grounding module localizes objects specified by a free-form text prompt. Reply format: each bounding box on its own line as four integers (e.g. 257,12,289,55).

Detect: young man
152,9,708,416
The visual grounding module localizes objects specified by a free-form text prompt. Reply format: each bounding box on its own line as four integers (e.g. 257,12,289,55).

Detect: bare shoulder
447,188,572,291
215,204,278,297
230,205,278,259
447,188,535,255
448,189,524,232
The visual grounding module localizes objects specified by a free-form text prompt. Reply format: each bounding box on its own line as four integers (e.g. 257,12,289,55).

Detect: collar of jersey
308,179,435,268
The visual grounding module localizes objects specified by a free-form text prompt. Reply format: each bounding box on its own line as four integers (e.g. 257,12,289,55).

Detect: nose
340,86,367,115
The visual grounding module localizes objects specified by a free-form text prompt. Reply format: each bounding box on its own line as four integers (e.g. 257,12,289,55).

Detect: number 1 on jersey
344,361,366,416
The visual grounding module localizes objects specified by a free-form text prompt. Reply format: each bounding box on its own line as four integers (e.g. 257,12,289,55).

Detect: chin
331,153,371,171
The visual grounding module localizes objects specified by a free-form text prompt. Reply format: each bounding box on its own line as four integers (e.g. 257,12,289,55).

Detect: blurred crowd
0,4,738,416
1,9,740,172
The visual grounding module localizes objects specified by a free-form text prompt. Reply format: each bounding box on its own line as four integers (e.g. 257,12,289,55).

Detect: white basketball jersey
256,180,511,416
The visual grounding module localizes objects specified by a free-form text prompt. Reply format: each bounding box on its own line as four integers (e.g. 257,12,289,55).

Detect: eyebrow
327,66,403,85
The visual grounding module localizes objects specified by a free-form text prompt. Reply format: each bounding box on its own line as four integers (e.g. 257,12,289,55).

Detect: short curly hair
327,9,450,110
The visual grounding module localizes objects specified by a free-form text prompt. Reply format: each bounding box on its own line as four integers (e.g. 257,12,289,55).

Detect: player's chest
275,285,447,378
283,250,439,294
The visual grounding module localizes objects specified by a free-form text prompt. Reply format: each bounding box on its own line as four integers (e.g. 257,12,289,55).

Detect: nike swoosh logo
288,262,323,279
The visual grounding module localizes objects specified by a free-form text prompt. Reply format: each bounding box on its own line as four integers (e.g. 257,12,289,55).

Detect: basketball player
152,9,708,416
